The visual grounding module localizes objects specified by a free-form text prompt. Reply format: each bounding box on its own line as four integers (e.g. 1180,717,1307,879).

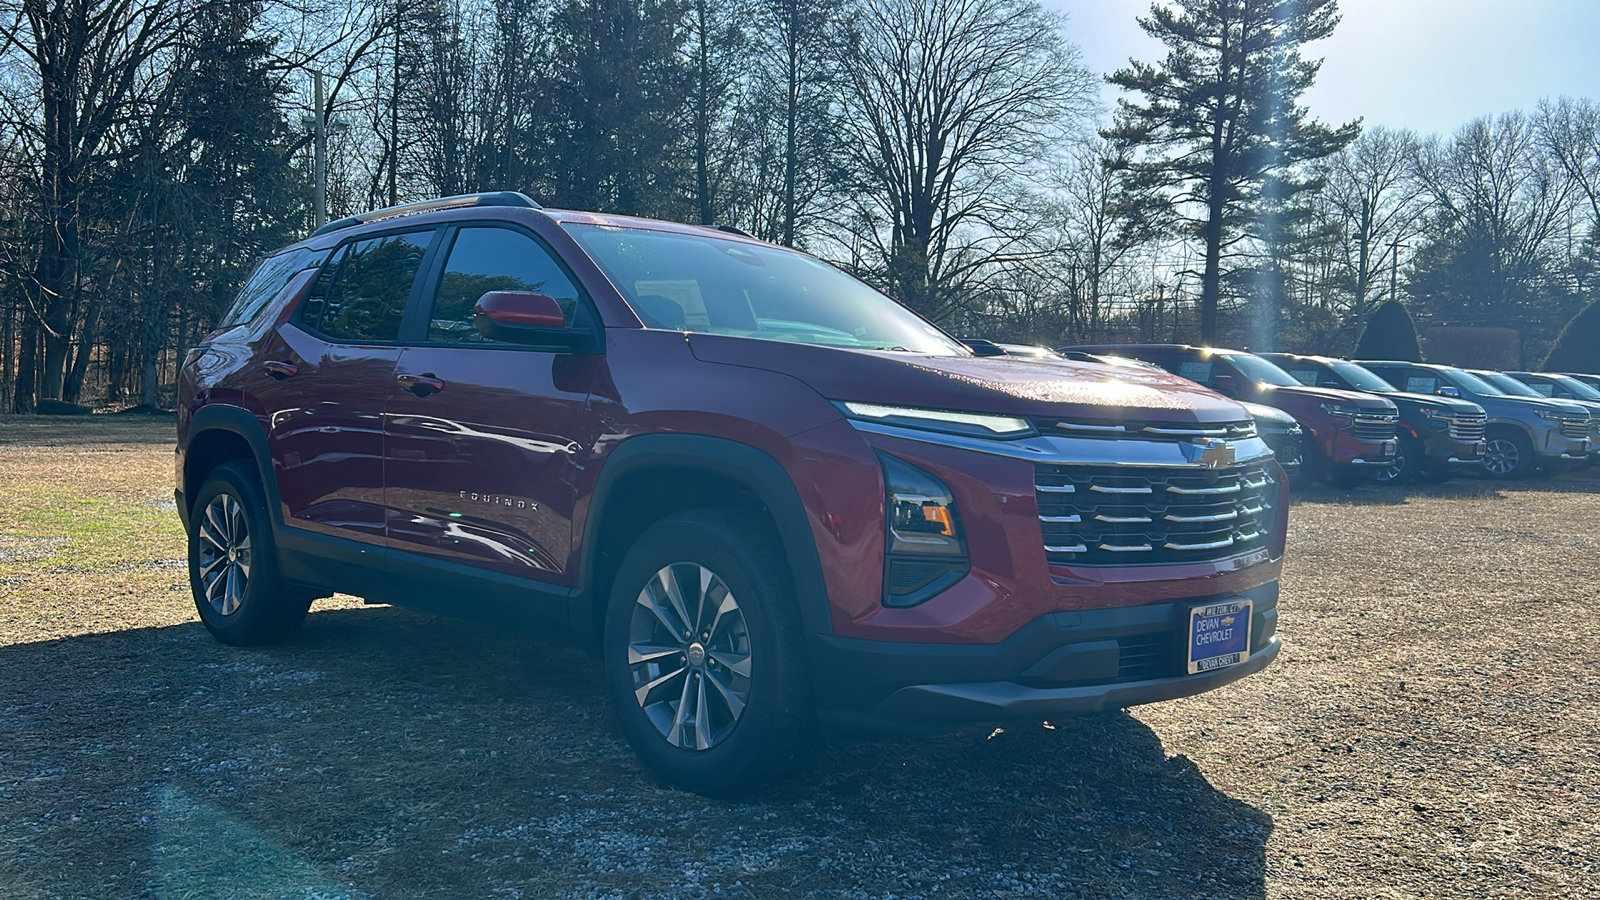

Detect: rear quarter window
219,248,315,329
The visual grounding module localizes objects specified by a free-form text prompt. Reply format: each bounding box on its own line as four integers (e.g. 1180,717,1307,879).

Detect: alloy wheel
1483,438,1520,476
1377,442,1408,483
627,562,752,751
195,493,251,616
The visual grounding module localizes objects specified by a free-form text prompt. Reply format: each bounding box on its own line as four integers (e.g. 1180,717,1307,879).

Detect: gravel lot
2,416,1597,899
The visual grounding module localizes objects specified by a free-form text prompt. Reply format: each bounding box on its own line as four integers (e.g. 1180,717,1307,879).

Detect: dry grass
1,415,1596,899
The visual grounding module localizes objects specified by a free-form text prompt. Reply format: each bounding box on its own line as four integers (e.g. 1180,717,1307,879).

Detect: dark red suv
178,193,1287,793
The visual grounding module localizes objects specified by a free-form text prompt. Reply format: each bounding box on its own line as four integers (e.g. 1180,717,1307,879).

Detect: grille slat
1447,413,1486,442
1351,413,1399,441
1560,416,1590,440
1033,417,1257,443
1037,463,1276,566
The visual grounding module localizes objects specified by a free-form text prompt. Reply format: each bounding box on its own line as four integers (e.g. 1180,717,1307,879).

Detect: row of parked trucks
965,340,1597,485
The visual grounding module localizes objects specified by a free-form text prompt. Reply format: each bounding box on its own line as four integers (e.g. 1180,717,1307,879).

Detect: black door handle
263,360,298,380
396,372,445,397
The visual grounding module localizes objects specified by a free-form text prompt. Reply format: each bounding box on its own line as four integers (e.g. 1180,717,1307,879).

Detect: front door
255,228,437,546
383,225,602,585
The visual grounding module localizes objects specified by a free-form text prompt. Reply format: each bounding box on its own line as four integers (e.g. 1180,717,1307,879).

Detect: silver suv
1360,361,1590,478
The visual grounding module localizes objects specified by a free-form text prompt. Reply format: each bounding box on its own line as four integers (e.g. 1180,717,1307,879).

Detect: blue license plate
1188,600,1251,674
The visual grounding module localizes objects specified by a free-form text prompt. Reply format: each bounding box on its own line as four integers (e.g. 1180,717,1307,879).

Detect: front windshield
1551,375,1600,401
1327,360,1398,392
1445,368,1505,396
566,224,967,355
1476,371,1544,398
1220,352,1302,387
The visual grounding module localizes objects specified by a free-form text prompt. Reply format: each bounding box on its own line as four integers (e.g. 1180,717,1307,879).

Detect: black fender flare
182,405,280,528
578,433,833,640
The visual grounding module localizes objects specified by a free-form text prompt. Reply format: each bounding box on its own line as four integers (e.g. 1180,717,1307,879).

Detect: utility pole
313,71,327,228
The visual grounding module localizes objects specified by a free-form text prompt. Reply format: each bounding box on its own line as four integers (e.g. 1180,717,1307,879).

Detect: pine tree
1106,0,1360,343
1353,299,1424,362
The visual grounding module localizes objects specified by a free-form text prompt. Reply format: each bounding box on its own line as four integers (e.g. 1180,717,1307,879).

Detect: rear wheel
187,462,313,645
1482,431,1534,479
603,510,815,795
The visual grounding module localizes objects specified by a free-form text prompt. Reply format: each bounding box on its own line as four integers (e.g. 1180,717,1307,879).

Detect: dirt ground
1,415,1596,899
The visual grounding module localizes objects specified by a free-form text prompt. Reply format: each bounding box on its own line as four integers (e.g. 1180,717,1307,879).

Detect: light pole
300,71,348,228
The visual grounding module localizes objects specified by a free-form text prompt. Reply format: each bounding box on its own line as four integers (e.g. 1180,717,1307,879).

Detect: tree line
1,0,1597,412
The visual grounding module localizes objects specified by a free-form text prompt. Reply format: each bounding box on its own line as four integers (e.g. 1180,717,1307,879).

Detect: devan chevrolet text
176,192,1286,794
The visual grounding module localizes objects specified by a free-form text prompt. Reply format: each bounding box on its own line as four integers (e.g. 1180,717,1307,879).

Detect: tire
187,462,313,645
603,510,816,795
1372,435,1421,485
1481,431,1535,480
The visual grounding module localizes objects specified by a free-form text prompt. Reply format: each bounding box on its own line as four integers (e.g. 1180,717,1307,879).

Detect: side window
1177,358,1214,384
1532,382,1558,398
220,248,313,328
1285,368,1318,386
427,227,582,343
299,230,433,343
1403,374,1439,394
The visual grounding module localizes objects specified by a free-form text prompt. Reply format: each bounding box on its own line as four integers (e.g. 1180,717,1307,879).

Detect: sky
1046,0,1600,137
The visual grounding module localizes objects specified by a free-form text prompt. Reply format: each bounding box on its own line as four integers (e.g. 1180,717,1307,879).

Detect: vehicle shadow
0,606,1270,899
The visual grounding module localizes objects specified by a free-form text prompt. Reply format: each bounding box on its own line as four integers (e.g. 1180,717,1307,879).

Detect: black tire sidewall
187,462,299,645
602,511,814,795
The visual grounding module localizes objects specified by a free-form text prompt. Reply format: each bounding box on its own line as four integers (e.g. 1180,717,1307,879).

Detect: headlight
877,453,968,608
1536,409,1571,422
839,402,1035,438
1419,407,1453,421
1320,403,1363,419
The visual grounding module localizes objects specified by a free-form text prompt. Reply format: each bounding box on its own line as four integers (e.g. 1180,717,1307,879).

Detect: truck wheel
187,462,313,645
603,510,815,795
1373,435,1420,485
1482,431,1533,479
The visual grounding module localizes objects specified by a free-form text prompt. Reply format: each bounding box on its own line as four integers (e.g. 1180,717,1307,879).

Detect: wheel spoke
204,501,229,545
693,675,712,750
657,567,694,638
709,649,750,679
705,668,746,720
637,584,684,637
628,642,682,666
707,591,739,643
634,664,687,707
665,670,696,748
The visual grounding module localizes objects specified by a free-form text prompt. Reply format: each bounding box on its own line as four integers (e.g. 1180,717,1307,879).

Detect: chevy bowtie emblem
1184,438,1236,470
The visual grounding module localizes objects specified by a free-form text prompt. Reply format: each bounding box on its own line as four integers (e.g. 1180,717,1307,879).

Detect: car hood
1484,394,1590,416
1239,401,1297,426
1379,391,1485,414
1257,383,1397,412
687,335,1251,424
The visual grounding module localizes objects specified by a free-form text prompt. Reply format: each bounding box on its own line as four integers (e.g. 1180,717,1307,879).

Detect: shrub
1542,299,1600,373
1353,301,1424,361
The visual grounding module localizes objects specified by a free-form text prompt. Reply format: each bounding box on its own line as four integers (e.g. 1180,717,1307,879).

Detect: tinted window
427,227,583,343
1550,375,1600,401
220,248,314,328
299,231,433,343
1220,353,1302,387
1524,381,1556,397
1326,361,1398,392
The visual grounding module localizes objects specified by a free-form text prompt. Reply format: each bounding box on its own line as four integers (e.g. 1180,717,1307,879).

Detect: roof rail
714,224,752,238
310,191,541,238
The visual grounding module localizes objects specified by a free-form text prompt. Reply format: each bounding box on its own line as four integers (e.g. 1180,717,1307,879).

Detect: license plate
1188,600,1251,674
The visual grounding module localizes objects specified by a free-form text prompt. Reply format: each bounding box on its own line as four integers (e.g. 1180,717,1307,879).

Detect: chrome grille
1350,413,1398,441
1035,463,1276,566
1447,414,1486,442
1560,415,1590,440
1031,418,1257,442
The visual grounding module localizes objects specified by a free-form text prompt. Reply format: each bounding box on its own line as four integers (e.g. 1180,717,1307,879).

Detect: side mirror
1436,386,1461,398
1211,374,1239,397
473,291,583,346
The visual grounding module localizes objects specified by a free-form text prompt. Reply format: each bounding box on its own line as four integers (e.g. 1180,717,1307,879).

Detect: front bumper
811,583,1280,730
1536,430,1590,462
1331,431,1397,467
1420,433,1487,468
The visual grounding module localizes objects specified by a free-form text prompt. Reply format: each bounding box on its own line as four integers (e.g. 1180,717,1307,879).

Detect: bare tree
833,0,1094,321
1317,126,1428,323
1539,96,1600,230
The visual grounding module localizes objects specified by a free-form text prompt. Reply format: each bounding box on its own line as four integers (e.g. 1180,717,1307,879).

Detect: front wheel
603,511,816,795
187,462,312,645
1372,435,1421,485
1482,432,1534,479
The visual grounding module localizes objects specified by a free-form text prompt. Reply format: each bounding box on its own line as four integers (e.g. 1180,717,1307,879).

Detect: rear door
255,228,438,546
383,224,604,585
